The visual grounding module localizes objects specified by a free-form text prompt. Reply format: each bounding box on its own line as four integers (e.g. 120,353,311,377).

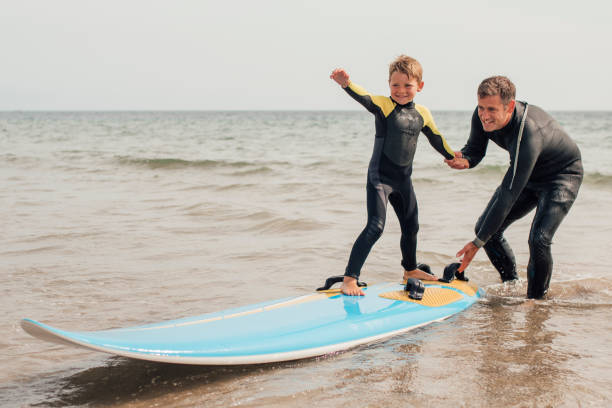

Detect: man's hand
456,241,479,272
444,151,470,170
330,68,350,88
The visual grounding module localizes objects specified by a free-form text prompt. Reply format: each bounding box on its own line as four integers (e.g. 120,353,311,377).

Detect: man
446,76,583,299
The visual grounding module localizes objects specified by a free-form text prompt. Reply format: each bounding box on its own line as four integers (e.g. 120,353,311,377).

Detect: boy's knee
408,221,419,235
364,218,384,242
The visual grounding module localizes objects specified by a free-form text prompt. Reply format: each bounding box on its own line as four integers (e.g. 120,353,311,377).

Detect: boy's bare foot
341,276,365,296
404,269,438,281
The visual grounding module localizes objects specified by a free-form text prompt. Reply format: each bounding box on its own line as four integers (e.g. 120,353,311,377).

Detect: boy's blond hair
389,55,423,83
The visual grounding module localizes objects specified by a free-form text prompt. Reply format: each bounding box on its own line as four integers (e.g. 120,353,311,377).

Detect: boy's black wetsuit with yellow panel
461,102,583,298
342,82,455,279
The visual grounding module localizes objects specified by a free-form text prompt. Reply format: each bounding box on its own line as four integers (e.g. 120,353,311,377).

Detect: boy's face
388,71,423,105
477,95,516,132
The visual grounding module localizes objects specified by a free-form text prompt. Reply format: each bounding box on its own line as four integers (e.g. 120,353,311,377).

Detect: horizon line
2,108,611,113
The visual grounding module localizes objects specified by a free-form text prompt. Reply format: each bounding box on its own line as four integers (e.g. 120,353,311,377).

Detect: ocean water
1,110,611,407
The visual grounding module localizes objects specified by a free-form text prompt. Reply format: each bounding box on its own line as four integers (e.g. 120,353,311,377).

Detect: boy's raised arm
330,68,391,116
330,68,350,88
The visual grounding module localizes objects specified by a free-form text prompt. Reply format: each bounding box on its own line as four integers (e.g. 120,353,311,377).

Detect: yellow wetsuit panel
347,82,396,118
415,104,455,157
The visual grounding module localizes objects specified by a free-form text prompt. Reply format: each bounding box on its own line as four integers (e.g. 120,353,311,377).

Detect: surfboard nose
21,319,77,348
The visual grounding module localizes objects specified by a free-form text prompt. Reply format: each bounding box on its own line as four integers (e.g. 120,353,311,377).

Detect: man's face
388,71,423,105
477,95,515,132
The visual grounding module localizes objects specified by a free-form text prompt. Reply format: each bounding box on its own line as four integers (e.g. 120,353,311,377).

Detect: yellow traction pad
426,280,478,297
379,286,463,307
400,279,479,297
316,288,344,297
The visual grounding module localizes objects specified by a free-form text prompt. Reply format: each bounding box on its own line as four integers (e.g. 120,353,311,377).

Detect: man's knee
484,230,506,245
528,231,552,253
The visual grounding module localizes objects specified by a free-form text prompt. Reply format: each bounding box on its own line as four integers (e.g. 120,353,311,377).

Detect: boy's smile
388,71,423,105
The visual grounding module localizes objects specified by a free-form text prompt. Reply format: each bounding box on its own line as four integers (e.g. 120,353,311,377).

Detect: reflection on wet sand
36,358,281,407
476,298,570,407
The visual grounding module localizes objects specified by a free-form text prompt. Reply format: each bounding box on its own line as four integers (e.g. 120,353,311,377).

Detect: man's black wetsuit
461,101,583,298
342,82,455,279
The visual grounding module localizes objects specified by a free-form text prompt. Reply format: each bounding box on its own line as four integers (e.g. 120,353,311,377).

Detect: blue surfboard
21,279,481,365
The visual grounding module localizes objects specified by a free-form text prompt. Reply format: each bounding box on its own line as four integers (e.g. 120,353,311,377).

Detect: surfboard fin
316,276,367,291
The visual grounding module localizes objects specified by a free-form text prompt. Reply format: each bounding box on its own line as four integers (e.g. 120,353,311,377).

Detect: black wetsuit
461,102,583,298
342,82,455,279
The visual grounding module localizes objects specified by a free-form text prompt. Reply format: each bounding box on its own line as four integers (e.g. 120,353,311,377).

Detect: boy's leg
390,182,435,281
479,187,538,282
344,181,390,288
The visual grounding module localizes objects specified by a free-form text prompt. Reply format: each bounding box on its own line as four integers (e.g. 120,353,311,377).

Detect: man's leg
478,187,538,281
526,175,582,298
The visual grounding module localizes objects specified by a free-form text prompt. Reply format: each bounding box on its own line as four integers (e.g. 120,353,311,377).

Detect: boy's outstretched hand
330,68,350,88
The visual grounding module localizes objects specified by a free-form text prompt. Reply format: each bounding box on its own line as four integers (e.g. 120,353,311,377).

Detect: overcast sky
1,0,610,111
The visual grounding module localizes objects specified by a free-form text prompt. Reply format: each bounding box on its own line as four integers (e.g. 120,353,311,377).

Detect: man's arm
475,131,539,245
461,108,489,168
457,241,479,272
456,129,541,271
444,108,488,170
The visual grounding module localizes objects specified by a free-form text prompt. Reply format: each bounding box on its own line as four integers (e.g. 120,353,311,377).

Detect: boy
330,55,456,296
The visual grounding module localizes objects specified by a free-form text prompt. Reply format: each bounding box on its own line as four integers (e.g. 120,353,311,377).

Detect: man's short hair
478,76,516,105
389,55,423,83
